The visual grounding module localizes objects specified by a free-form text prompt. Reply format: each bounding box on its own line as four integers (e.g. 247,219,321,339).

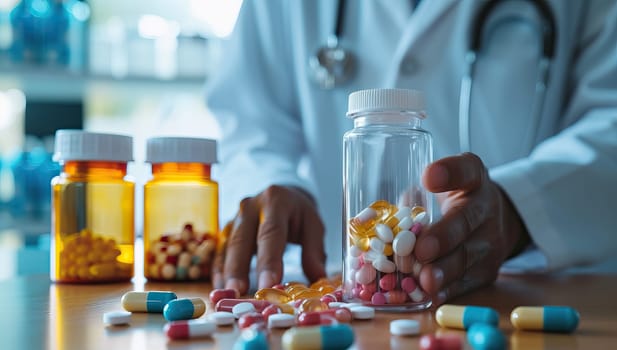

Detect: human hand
212,185,327,295
415,153,529,305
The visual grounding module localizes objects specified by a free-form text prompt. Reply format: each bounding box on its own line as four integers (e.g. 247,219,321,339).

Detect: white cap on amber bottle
145,137,217,164
53,129,134,162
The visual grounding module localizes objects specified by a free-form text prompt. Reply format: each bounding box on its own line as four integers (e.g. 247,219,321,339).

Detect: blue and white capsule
510,306,579,333
163,298,206,321
121,291,177,313
436,304,499,329
282,324,354,350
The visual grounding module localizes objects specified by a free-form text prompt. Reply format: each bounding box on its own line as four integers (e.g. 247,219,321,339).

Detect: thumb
422,152,488,193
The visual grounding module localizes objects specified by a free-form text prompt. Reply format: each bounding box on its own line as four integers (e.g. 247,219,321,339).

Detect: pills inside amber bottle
144,137,219,282
51,130,135,283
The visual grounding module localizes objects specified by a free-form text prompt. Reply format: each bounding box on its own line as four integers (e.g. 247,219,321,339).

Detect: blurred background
0,0,241,279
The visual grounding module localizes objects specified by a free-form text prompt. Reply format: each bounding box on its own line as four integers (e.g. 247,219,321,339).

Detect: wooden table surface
1,273,616,350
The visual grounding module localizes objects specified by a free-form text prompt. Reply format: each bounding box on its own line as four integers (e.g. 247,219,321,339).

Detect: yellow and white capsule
282,324,354,350
510,306,579,333
121,291,177,313
436,304,499,329
163,298,206,321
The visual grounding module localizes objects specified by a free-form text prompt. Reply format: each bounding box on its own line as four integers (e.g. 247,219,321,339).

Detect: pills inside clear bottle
342,88,433,310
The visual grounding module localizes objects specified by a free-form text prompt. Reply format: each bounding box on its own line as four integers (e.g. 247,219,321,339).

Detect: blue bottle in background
9,0,73,66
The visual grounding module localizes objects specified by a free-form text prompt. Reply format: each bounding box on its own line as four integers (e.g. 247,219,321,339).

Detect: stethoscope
308,0,355,89
309,0,556,152
458,0,556,152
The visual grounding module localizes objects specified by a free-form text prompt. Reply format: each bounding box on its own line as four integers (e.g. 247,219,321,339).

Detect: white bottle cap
146,137,217,164
53,130,133,162
347,88,425,118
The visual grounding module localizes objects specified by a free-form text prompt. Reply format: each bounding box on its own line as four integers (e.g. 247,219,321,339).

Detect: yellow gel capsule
369,200,396,218
310,277,333,290
318,285,336,295
350,236,370,252
298,298,329,313
510,306,579,333
383,244,393,256
255,288,292,304
285,284,308,296
293,289,323,300
278,303,295,315
411,205,426,219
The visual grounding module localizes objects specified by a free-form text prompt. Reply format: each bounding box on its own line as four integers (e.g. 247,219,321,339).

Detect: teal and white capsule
436,304,499,329
282,324,355,350
467,323,506,350
510,306,579,333
121,291,177,313
163,298,206,321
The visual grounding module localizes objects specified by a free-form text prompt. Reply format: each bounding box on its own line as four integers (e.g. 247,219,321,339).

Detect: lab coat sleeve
205,1,311,223
491,2,617,271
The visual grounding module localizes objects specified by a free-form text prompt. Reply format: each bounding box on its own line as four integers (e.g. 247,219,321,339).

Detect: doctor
206,0,617,302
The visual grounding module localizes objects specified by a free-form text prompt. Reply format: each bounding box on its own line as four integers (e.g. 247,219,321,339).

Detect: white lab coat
206,0,617,273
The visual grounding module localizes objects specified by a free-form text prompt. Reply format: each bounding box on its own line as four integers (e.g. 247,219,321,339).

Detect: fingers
423,152,487,193
419,238,491,295
212,221,233,289
415,193,490,262
223,197,260,294
300,210,327,283
255,187,290,290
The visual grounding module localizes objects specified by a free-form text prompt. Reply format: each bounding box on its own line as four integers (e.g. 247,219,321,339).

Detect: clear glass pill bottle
51,130,135,283
144,137,218,282
342,88,433,310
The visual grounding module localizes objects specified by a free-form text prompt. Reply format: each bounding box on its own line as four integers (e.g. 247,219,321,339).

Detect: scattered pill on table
419,334,463,350
436,304,499,329
268,313,296,328
233,327,269,350
164,319,217,340
390,319,420,336
103,311,131,326
215,299,272,313
121,291,177,313
282,324,355,350
350,305,375,320
207,311,236,326
163,298,206,321
466,323,506,350
510,306,579,333
209,289,240,305
233,302,258,318
238,312,266,329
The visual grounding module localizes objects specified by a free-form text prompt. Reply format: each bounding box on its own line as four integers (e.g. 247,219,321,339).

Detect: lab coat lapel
385,0,458,85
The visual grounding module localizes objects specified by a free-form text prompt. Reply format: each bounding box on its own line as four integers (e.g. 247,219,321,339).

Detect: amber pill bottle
143,137,218,282
51,130,135,283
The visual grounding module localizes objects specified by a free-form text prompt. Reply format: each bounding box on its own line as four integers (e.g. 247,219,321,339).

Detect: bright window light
189,0,243,38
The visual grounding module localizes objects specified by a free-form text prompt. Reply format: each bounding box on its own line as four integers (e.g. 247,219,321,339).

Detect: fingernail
417,236,439,261
437,290,448,305
258,270,277,290
225,278,246,293
431,164,449,188
432,267,444,289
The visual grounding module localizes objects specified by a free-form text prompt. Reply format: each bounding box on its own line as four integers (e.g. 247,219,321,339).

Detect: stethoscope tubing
459,0,556,152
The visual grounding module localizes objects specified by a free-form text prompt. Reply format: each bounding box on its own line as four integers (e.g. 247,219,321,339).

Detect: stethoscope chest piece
309,36,356,89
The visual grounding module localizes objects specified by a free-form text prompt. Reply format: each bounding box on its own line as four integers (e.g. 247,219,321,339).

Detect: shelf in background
0,64,208,101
